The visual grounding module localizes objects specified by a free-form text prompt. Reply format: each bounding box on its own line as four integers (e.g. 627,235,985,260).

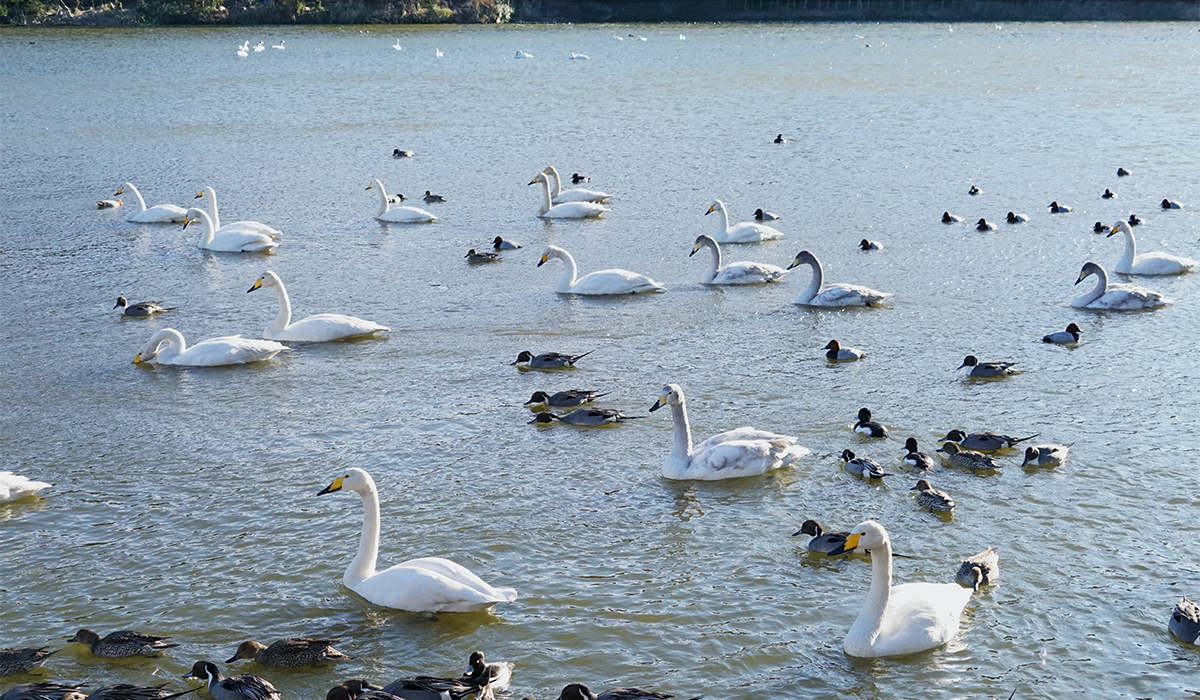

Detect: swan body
1107,220,1196,275
1021,444,1070,467
1,472,51,503
237,46,248,57
249,271,389,342
272,40,285,49
133,329,286,366
254,41,264,52
571,52,589,60
185,209,278,253
368,180,436,223
1043,322,1081,343
941,212,963,223
911,479,954,511
828,521,974,657
195,187,283,239
529,174,608,218
650,384,808,481
824,339,865,361
792,520,851,555
538,246,664,295
788,250,890,307
690,234,787,285
1072,261,1171,309
542,167,612,204
393,39,402,50
902,438,935,471
117,183,187,223
706,200,783,243
317,467,517,612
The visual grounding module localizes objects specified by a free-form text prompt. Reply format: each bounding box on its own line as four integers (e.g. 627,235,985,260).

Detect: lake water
1,20,1198,700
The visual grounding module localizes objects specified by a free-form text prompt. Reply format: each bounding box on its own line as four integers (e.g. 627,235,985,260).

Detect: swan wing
540,202,609,219
205,230,279,252
710,261,788,285
127,204,188,223
352,557,517,612
267,314,390,342
865,582,972,657
169,335,287,366
720,222,784,243
551,187,613,204
218,220,284,239
810,283,891,307
1128,252,1196,275
1091,283,1170,309
568,269,665,295
0,471,52,502
377,206,437,223
682,438,808,480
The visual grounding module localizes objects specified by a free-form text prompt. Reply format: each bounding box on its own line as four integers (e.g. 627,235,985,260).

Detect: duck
1042,322,1081,344
649,384,809,481
194,187,283,239
827,520,974,657
184,209,278,253
557,684,698,700
938,429,1038,451
317,468,517,612
392,149,414,158
133,329,287,367
528,409,641,426
116,183,187,223
824,339,865,361
787,250,891,307
0,682,85,700
690,234,788,285
324,684,397,700
67,629,178,658
97,198,123,209
0,472,51,503
248,271,389,342
225,638,350,668
853,408,888,438
491,236,521,250
74,684,199,700
529,174,609,218
1102,188,1116,199
1170,597,1200,644
902,438,935,471
955,547,999,590
571,173,589,184
968,185,981,195
1117,167,1131,176
1093,221,1110,233
792,520,852,555
1021,444,1070,467
386,193,405,204
183,660,279,700
1072,261,1171,309
935,442,998,470
524,389,609,408
840,449,890,479
538,246,665,295
1005,211,1028,223
956,355,1018,378
858,239,881,251
911,479,954,512
512,350,592,369
465,249,500,264
1107,220,1196,275
1128,213,1143,226
754,208,780,221
114,296,171,317
422,190,446,203
975,218,996,231
462,651,513,694
1048,201,1073,213
941,212,963,223
541,166,612,204
706,200,783,243
377,675,484,700
774,134,786,143
1161,198,1182,209
0,647,58,676
368,180,436,223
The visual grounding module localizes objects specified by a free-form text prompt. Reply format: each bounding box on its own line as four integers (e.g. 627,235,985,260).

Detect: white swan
542,166,612,204
117,183,187,223
272,39,285,50
195,187,283,239
529,173,608,218
184,209,278,253
649,384,809,481
368,179,436,223
317,467,518,612
787,250,891,307
706,200,783,243
236,45,248,58
828,520,974,657
1107,220,1196,275
133,328,286,366
392,39,402,50
538,246,665,295
690,234,787,284
254,41,265,52
248,271,390,342
1072,261,1170,309
1,472,51,503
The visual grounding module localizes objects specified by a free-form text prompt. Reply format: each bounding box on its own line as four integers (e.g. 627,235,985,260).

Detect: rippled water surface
2,21,1199,700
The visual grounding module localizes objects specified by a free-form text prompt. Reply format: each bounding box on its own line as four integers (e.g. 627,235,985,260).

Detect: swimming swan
538,245,665,295
117,183,188,223
828,520,974,657
248,271,390,342
787,250,891,307
690,234,787,284
195,187,283,239
705,200,783,243
529,173,608,218
1,472,51,502
1071,261,1171,309
649,383,809,480
133,329,286,366
317,467,518,612
1107,220,1196,275
184,209,278,253
542,166,612,204
368,179,437,223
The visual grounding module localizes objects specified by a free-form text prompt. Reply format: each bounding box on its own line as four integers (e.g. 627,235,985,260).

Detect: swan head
182,660,221,683
705,200,724,216
195,187,215,200
826,520,887,556
904,437,919,452
133,329,176,364
938,429,967,443
786,250,817,270
524,391,552,406
691,234,716,257
226,640,268,663
248,271,281,293
537,245,565,268
1075,261,1104,285
182,208,211,230
317,467,375,496
793,519,822,537
956,355,979,370
1107,220,1132,237
528,173,548,187
649,384,683,412
825,340,842,351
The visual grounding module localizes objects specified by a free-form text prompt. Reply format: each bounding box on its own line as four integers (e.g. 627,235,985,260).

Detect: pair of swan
134,329,287,366
248,271,390,342
538,246,665,295
368,179,437,223
529,173,609,218
649,384,809,480
195,187,283,239
117,183,187,223
1072,261,1171,309
1,472,51,502
787,250,891,306
690,235,787,284
541,166,612,204
317,467,517,612
1107,220,1196,275
185,209,279,253
706,200,783,243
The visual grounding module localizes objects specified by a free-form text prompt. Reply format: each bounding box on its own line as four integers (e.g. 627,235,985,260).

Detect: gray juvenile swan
690,234,787,284
787,250,890,307
1071,261,1170,310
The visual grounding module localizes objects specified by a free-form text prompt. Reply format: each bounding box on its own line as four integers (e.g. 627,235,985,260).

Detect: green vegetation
2,0,512,25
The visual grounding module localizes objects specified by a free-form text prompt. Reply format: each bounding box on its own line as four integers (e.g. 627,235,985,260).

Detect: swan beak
248,278,263,293
537,254,548,267
527,178,538,186
827,532,862,556
183,216,193,229
194,191,204,199
115,187,124,195
689,244,700,257
786,257,800,270
133,353,143,364
317,476,345,496
649,397,666,412
365,184,373,190
705,205,715,215
1074,273,1086,285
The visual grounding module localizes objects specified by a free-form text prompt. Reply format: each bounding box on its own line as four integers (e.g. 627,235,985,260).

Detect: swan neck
1119,229,1136,269
268,279,292,333
546,166,563,197
1073,268,1107,307
196,211,216,246
704,240,721,281
374,180,389,216
204,187,221,228
348,482,381,584
800,259,823,302
538,177,553,214
127,184,147,212
714,205,731,236
155,329,186,360
556,250,578,292
848,539,893,647
670,399,694,459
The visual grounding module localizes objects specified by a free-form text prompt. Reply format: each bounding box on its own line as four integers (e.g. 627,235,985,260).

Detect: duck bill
225,654,240,663
317,476,344,496
827,532,861,556
955,361,968,370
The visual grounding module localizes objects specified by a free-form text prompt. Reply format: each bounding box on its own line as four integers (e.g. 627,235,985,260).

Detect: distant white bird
254,41,265,52
610,35,624,41
393,39,402,50
272,39,285,50
570,52,589,60
514,50,532,59
679,34,686,40
236,45,248,58
435,48,443,57
1,472,51,503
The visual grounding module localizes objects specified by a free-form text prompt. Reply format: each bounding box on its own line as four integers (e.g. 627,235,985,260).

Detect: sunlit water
2,21,1199,700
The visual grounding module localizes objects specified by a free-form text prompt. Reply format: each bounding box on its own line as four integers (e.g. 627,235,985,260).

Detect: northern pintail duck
1048,201,1073,213
557,684,701,700
226,638,349,668
379,674,482,700
525,389,610,407
911,479,955,512
1161,198,1182,209
968,185,981,195
512,350,592,369
423,191,446,203
0,682,85,700
1021,444,1070,467
955,547,999,590
80,684,198,700
941,212,963,223
529,409,641,426
462,651,513,693
67,629,178,658
1102,188,1116,199
754,208,780,221
1117,167,1130,176
824,339,865,361
1128,213,1142,226
956,355,1018,378
0,648,59,677
774,134,786,143
1170,597,1200,644
1005,211,1028,224
975,218,996,231
465,249,500,264
392,149,414,158
183,660,280,700
853,408,888,438
792,520,852,555
1043,323,1081,344
97,199,123,209
840,449,891,479
858,239,881,250
939,429,1038,451
491,236,521,250
325,684,398,700
1093,221,1110,233
901,438,935,470
571,173,589,184
114,296,171,317
935,441,998,470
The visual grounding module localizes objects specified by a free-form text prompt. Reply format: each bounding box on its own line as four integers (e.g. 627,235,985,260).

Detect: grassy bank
1,0,512,25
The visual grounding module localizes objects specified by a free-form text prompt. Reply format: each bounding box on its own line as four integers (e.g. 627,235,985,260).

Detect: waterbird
1042,323,1081,344
512,350,592,369
840,449,890,479
66,629,178,658
956,355,1018,377
392,149,414,158
114,297,170,317
271,40,284,50
524,390,609,407
465,249,500,264
968,185,980,195
935,441,998,470
423,190,445,203
248,271,389,342
538,246,664,295
116,183,187,223
774,134,786,143
1161,198,1182,209
1006,211,1028,223
1048,201,1073,213
225,638,350,668
902,438,935,470
72,684,199,700
1021,444,1070,467
941,212,963,223
911,479,955,512
462,650,513,694
754,208,780,221
184,209,278,253
1107,219,1196,275
529,174,608,218
853,408,888,438
528,409,642,426
792,519,852,555
1128,213,1142,226
183,660,279,700
570,52,588,60
253,41,264,52
706,200,783,243
1117,167,1130,176
938,429,1038,451
1102,188,1116,199
0,647,58,676
133,329,286,366
0,473,51,503
1072,261,1170,309
571,173,589,183
393,39,401,50
514,50,532,59
0,682,85,700
541,166,612,204
859,238,881,250
97,198,122,209
367,180,436,223
690,234,787,285
1093,221,1110,233
557,683,699,700
491,236,521,250
787,250,891,307
976,218,996,231
194,187,283,239
956,547,999,590
824,339,865,361
1170,597,1200,644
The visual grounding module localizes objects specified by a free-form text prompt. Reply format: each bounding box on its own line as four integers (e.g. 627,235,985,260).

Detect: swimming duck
955,547,999,590
183,661,279,700
754,208,780,221
1107,220,1196,275
792,520,852,555
540,166,612,205
97,199,123,209
1005,211,1028,224
968,185,980,195
1128,213,1142,226
1021,444,1070,467
706,200,783,243
774,134,786,143
75,684,199,700
0,648,58,677
387,193,405,204
824,339,865,361
1048,201,1073,213
1102,188,1116,199
423,191,445,203
462,651,513,694
1117,167,1130,176
225,638,349,668
0,682,85,700
956,355,1018,378
975,218,996,231
787,250,891,307
935,442,998,470
902,438,935,470
557,684,698,700
690,234,788,285
367,180,437,224
1161,198,1182,209
649,384,808,481
465,249,500,264
115,296,171,317
524,389,609,408
512,350,592,369
911,479,955,512
324,684,395,700
529,174,609,218
392,149,414,158
840,449,890,479
67,629,178,658
1093,221,1110,233
938,429,1038,451
858,239,881,250
0,472,51,503
853,408,888,438
1072,261,1171,309
538,246,664,295
1043,323,1081,344
571,173,589,184
491,236,521,250
941,212,963,223
1170,597,1200,644
378,674,483,700
529,409,641,426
